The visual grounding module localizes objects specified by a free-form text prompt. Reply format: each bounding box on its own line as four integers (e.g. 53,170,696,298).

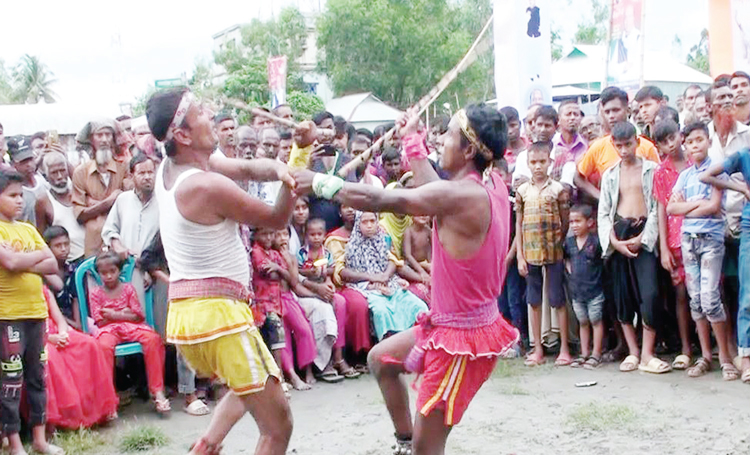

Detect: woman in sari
342,212,428,340
44,288,119,429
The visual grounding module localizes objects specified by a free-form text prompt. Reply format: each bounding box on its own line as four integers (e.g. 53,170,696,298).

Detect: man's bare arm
0,248,48,273
209,154,294,186
575,172,600,200
331,179,480,218
195,174,296,230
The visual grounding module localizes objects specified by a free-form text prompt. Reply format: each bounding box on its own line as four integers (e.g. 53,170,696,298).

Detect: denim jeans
738,227,750,356
682,233,726,323
177,351,197,395
498,258,528,341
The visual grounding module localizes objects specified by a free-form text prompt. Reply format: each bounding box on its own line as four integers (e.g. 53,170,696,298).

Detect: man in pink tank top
146,88,303,455
294,105,519,455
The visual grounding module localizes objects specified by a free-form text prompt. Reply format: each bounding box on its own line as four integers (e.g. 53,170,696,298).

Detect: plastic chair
74,256,155,357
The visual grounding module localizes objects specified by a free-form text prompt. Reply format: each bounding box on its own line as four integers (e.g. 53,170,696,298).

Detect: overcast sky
0,0,707,114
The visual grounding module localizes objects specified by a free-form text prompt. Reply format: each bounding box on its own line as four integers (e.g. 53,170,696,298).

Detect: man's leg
24,321,61,454
738,231,750,373
367,328,417,439
131,327,167,399
413,408,452,455
633,250,661,363
525,265,544,364
0,321,26,454
548,262,571,364
195,379,292,455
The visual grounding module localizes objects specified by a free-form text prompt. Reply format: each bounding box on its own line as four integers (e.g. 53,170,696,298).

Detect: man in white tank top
35,152,85,261
146,88,302,455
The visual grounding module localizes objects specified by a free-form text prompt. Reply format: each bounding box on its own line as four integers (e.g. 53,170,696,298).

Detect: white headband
165,92,195,142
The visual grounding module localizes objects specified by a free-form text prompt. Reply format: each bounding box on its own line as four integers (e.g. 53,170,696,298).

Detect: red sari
46,319,119,429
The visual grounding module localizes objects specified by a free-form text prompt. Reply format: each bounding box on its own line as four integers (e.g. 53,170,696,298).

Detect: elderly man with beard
36,152,86,262
71,119,131,256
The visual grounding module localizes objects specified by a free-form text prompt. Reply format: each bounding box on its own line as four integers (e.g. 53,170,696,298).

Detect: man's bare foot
31,442,64,454
554,353,573,366
290,375,312,391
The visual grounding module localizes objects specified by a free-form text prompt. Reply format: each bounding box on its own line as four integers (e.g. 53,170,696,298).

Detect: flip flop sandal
583,356,601,370
687,357,711,378
721,363,740,381
638,357,672,374
334,360,362,379
354,364,370,374
672,354,692,370
619,355,639,372
570,357,587,368
524,356,545,367
154,398,171,415
319,372,345,383
184,399,210,416
392,436,412,455
742,368,750,383
554,357,573,367
32,444,65,455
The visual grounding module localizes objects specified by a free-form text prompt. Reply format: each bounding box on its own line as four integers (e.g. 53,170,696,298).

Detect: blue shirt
722,148,750,229
673,157,725,240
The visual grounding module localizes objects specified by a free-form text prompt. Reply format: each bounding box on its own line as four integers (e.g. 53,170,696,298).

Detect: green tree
573,0,609,45
317,0,493,109
551,28,563,61
12,54,57,103
687,28,710,75
0,60,14,104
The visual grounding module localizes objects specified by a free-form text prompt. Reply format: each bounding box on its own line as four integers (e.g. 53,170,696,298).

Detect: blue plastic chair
74,256,155,357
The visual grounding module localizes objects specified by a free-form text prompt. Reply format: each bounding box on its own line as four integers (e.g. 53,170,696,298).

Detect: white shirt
101,190,160,255
512,149,575,187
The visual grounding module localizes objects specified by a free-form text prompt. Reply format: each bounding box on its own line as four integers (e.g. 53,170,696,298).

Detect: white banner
493,0,553,111
268,56,288,108
732,0,750,72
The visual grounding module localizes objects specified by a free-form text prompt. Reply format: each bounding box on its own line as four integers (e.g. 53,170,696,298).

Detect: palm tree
13,54,57,103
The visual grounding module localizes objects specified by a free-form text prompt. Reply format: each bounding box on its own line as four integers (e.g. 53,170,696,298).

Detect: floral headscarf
345,212,398,292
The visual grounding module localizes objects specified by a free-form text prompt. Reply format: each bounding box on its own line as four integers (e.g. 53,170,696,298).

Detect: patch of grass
499,382,530,395
492,359,528,378
566,402,638,432
53,428,108,455
118,425,169,453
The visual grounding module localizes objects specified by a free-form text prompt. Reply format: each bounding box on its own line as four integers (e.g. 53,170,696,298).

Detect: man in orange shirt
576,86,661,200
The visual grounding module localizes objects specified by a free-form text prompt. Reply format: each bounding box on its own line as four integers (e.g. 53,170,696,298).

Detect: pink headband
165,92,195,142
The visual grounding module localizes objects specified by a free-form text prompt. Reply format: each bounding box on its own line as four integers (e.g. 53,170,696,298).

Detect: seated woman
44,287,119,429
342,212,428,340
89,251,169,415
326,205,372,372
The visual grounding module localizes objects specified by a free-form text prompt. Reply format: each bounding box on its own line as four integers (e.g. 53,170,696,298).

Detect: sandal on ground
570,357,586,368
742,368,750,383
619,355,639,372
554,356,573,367
672,354,692,370
392,436,412,455
687,357,711,378
154,397,171,415
524,356,545,367
184,399,210,416
721,363,740,381
583,356,601,370
334,360,362,379
354,364,369,374
638,357,672,374
318,371,345,384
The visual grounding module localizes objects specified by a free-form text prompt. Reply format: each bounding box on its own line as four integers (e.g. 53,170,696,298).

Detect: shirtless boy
403,215,432,284
598,122,670,375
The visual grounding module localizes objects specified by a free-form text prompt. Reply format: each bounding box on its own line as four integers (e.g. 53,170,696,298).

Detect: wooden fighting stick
336,13,494,178
224,98,334,136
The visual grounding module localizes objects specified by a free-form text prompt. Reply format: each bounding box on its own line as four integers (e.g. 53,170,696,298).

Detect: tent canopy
326,93,403,132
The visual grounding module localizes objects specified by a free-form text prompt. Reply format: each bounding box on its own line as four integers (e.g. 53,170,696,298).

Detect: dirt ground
76,356,750,455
